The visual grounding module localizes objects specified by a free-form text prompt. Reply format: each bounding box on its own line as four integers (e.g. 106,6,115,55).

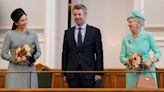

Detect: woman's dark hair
10,8,27,30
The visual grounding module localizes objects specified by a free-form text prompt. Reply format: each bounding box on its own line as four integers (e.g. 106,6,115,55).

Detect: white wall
56,0,68,68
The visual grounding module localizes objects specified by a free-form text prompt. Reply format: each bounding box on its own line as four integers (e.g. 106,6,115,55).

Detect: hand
9,51,18,63
144,61,152,68
150,56,157,63
125,60,132,69
95,75,102,81
27,56,36,64
19,60,30,65
63,76,67,82
9,55,16,63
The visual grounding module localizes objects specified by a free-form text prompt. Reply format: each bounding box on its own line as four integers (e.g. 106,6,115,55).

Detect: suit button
78,53,81,55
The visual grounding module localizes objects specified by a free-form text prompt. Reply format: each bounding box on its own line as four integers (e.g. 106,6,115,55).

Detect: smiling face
15,14,28,30
73,9,86,26
127,18,140,34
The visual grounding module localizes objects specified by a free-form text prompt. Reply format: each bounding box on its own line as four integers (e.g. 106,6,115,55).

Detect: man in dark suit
62,4,103,88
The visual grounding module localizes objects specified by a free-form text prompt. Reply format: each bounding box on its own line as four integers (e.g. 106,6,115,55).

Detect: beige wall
145,0,164,25
0,0,45,27
144,0,164,68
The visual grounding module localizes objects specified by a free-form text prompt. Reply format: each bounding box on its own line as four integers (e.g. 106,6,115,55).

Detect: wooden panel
0,68,164,88
115,74,126,88
104,69,126,88
159,74,164,88
0,73,5,88
52,73,64,88
0,69,6,88
158,68,164,88
103,74,112,88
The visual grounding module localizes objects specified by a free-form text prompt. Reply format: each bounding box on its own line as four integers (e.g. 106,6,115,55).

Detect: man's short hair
73,4,87,15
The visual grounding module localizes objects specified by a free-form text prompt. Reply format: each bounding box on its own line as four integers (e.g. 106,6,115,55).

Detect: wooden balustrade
0,63,164,89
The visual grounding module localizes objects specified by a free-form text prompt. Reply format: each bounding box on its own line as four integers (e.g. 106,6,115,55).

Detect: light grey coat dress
1,30,41,88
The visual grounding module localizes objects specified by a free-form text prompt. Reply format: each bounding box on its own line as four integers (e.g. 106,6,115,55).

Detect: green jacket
120,30,161,64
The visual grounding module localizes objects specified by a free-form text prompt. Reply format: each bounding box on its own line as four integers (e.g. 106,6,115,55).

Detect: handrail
0,70,163,73
0,88,164,92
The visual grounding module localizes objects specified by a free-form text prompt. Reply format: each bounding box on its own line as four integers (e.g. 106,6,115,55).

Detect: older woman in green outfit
120,11,161,88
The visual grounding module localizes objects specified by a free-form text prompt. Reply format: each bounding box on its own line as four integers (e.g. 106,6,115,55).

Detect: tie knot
78,28,82,31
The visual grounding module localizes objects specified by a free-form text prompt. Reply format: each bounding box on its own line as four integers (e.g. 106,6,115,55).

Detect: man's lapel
71,27,78,48
82,25,90,48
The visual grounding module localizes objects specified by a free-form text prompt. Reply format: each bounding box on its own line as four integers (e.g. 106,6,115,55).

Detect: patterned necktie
78,28,82,50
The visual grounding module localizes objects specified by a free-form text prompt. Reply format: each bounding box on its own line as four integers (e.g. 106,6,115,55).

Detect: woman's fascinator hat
10,8,27,30
11,8,26,23
127,10,145,21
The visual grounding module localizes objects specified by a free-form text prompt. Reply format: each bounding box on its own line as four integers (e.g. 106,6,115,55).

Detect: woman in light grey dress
1,8,41,88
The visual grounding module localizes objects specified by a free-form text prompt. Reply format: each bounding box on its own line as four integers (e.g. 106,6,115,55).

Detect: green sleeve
120,38,128,64
149,33,161,61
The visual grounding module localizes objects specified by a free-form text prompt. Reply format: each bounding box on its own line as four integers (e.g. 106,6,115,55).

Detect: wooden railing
0,63,164,88
0,88,164,92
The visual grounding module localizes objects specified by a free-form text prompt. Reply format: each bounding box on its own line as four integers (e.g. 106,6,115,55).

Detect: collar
130,29,144,39
75,23,87,29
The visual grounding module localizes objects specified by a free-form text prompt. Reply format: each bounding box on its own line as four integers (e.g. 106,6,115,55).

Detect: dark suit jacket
62,25,103,79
